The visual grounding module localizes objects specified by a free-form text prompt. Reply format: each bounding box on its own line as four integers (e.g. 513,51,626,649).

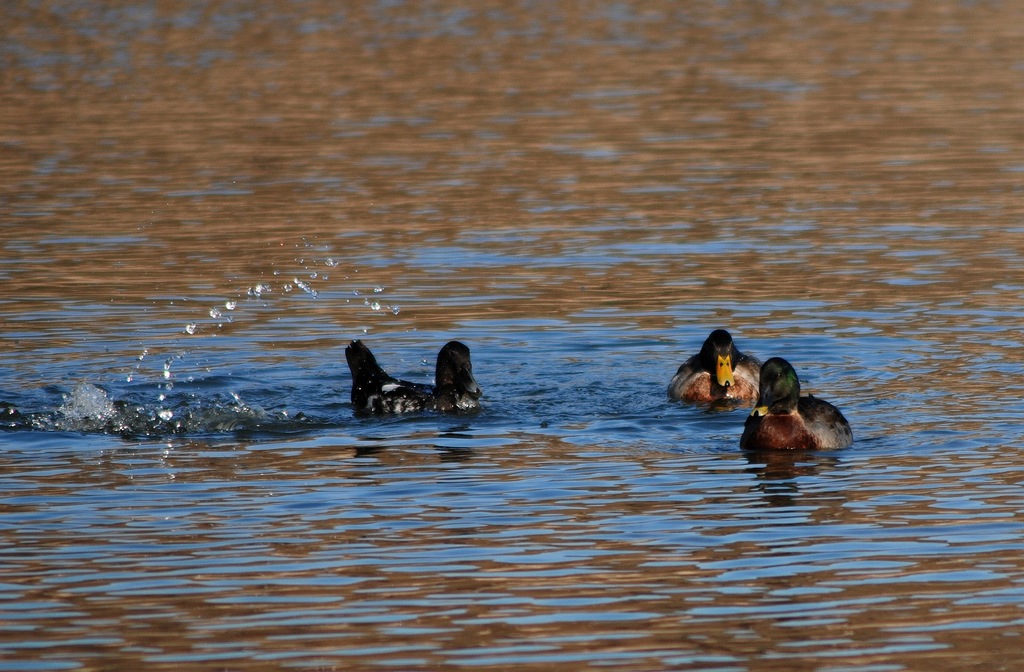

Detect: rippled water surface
2,1,1024,670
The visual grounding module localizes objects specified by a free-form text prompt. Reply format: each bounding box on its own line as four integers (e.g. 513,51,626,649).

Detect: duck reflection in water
744,448,841,507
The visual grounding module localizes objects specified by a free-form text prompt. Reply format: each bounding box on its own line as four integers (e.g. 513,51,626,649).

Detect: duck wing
797,395,853,449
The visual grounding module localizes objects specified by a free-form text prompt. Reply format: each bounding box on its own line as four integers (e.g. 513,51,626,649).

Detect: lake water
2,1,1024,670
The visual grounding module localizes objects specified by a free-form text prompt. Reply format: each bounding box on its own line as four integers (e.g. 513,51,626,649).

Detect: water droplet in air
373,286,384,293
293,278,318,298
370,301,381,311
225,300,237,311
158,409,174,421
185,323,197,335
391,305,401,315
209,307,222,319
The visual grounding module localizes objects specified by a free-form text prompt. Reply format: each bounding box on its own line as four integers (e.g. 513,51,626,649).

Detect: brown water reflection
3,1,1021,317
2,1,1024,670
3,437,1024,670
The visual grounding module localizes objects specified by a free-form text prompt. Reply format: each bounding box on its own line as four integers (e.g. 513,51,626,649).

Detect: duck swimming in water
668,329,760,403
740,357,852,450
345,340,482,415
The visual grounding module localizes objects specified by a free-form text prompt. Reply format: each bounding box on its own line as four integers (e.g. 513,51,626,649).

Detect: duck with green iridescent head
740,357,852,450
668,329,760,404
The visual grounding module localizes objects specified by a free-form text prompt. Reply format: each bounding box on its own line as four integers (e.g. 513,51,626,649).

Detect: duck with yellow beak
668,329,760,404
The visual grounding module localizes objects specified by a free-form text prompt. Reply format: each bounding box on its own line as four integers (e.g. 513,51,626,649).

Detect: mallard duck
668,329,760,403
345,340,482,415
740,357,852,450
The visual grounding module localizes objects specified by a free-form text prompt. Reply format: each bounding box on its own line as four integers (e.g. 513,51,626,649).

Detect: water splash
33,382,159,435
59,382,117,425
21,382,309,437
17,242,406,436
